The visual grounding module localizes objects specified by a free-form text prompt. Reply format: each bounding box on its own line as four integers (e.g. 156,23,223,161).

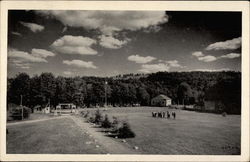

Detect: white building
151,95,172,107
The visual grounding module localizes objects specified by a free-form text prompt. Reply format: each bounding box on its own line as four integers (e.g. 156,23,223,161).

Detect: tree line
7,71,241,114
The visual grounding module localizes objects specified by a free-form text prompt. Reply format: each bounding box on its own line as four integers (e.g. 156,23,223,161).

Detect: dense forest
7,71,241,114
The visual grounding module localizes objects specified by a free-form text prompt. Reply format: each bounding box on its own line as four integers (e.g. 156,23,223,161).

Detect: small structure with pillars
55,103,77,115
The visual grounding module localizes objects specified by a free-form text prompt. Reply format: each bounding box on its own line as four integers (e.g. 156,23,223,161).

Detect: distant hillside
7,71,241,114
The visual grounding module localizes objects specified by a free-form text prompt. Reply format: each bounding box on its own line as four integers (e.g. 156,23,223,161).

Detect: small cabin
151,95,172,107
43,106,50,114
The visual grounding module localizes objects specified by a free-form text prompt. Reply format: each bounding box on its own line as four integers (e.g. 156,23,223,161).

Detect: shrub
101,114,112,128
88,116,95,123
111,116,119,132
84,111,89,118
94,109,103,124
118,121,136,138
222,112,227,117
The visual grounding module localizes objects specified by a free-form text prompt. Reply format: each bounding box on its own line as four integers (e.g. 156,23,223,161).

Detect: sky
8,10,242,77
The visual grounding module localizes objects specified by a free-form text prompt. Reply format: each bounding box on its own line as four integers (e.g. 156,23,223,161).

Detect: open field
7,107,241,154
7,117,107,154
81,107,241,155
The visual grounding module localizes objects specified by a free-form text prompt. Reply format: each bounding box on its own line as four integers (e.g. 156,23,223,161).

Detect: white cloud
192,51,217,62
193,68,231,72
31,49,56,58
138,63,170,73
51,35,97,55
220,53,241,59
10,60,31,69
36,11,168,35
63,59,97,69
198,55,217,62
20,21,44,33
63,71,73,76
166,60,183,68
8,48,55,69
128,54,156,64
192,51,204,57
8,48,47,63
205,37,241,51
99,35,129,49
11,32,22,36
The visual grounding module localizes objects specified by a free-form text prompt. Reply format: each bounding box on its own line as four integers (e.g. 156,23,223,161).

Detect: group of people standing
152,111,176,119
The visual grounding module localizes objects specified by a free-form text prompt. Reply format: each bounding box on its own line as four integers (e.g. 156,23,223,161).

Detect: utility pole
104,81,107,107
20,95,23,120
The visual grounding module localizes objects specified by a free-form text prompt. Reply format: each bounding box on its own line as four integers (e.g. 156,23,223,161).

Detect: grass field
7,107,241,155
7,117,106,154
82,107,241,155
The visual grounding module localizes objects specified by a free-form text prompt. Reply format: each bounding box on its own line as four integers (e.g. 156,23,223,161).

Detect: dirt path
70,115,140,154
7,116,68,126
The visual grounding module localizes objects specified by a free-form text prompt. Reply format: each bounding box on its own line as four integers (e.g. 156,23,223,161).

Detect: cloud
8,48,47,63
20,21,44,33
193,68,231,72
166,60,183,68
36,11,168,35
192,51,217,62
205,37,241,51
10,60,31,69
31,49,56,58
198,55,217,62
192,51,204,57
138,63,170,73
11,32,22,36
128,54,156,64
220,53,241,59
63,59,97,69
99,35,129,49
8,48,55,69
51,35,97,55
63,71,73,76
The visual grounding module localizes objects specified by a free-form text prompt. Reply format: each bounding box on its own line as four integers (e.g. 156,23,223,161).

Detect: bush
118,121,136,138
88,116,95,123
94,109,103,124
101,114,112,128
84,111,89,118
111,116,119,132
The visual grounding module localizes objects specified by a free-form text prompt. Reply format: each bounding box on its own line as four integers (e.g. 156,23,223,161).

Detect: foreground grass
82,107,241,155
7,117,106,154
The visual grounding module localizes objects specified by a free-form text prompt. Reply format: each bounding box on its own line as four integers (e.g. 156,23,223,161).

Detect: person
162,112,165,118
167,111,170,118
172,112,176,119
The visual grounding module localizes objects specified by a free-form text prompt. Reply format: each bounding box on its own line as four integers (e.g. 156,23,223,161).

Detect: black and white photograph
0,1,249,161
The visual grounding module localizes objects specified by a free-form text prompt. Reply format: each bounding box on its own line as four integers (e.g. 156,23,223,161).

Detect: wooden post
104,81,108,107
20,95,23,120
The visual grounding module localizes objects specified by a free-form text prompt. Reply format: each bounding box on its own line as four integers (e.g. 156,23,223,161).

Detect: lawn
7,117,106,154
82,107,241,155
7,107,241,155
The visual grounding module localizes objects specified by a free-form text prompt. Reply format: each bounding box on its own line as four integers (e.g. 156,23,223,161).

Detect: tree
137,87,150,105
205,77,241,114
39,73,56,106
8,73,30,106
177,82,192,105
